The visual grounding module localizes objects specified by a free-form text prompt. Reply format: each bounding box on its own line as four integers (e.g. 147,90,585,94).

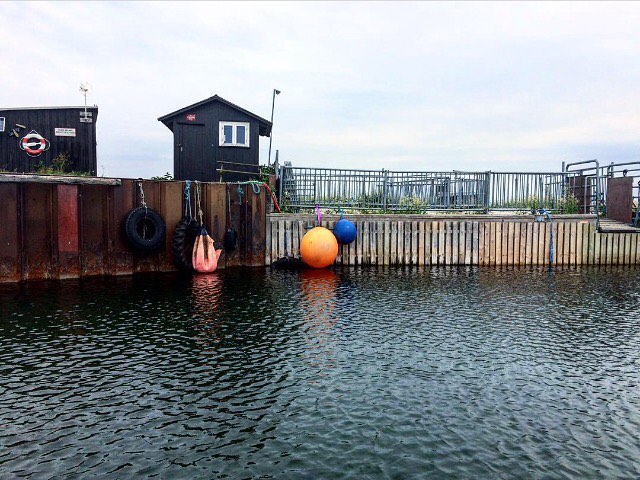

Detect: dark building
158,95,272,182
0,106,98,175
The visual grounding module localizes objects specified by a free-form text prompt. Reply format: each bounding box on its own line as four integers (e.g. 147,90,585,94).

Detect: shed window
0,117,4,132
219,122,250,147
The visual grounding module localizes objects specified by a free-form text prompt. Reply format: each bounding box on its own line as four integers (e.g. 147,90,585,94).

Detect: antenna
79,82,92,118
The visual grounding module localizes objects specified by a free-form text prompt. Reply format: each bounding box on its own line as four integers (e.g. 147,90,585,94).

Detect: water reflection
1,267,640,479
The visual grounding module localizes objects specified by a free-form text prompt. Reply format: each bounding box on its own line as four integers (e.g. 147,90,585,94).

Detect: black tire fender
172,218,199,270
123,207,166,252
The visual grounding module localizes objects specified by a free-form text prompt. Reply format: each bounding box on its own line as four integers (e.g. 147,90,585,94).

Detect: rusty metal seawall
0,176,267,283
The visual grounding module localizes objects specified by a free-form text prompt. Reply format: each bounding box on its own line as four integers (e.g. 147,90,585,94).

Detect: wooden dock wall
0,178,266,283
267,214,640,267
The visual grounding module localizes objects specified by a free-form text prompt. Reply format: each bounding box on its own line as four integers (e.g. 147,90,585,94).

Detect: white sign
79,118,93,123
55,128,76,137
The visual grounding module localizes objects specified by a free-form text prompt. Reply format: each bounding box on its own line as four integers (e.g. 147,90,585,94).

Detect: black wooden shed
158,95,272,182
0,106,98,175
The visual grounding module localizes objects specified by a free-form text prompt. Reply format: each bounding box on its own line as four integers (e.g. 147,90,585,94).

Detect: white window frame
0,117,4,133
219,121,250,147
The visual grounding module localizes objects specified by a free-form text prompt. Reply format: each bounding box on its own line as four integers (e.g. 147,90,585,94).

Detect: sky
1,1,639,177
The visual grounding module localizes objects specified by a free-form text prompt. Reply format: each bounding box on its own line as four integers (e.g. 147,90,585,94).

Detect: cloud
1,1,639,177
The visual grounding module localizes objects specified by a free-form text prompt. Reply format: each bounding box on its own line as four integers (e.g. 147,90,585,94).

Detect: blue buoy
333,218,357,244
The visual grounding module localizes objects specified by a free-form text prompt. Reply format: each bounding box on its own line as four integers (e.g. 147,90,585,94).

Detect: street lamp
268,88,281,166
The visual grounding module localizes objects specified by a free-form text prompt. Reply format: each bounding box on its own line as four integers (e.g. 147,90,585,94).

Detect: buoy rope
234,180,281,213
184,180,192,219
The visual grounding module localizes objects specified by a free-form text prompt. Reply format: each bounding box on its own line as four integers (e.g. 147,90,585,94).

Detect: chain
138,180,147,210
137,179,148,239
194,181,204,226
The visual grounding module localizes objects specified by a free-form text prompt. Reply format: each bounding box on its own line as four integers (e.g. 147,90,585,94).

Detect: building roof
158,94,272,136
0,106,98,111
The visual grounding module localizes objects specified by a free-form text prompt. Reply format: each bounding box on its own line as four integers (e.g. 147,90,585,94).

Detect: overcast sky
1,1,639,177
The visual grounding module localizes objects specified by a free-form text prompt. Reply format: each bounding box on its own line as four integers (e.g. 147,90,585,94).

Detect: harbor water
1,267,639,479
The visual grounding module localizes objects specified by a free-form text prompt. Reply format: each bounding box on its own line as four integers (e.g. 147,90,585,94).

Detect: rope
234,180,281,213
194,181,204,226
184,180,192,219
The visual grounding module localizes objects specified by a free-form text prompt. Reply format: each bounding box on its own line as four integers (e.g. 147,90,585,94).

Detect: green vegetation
151,172,174,181
35,153,89,176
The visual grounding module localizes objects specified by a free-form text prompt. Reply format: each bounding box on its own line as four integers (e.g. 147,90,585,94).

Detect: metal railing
278,164,588,213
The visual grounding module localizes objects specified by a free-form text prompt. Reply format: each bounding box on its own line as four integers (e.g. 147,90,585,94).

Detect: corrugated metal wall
0,178,267,283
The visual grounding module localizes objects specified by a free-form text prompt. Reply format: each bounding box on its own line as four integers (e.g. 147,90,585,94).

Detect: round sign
19,130,50,157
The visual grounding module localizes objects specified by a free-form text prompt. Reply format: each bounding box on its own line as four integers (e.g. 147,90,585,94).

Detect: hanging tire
172,217,199,270
123,207,166,252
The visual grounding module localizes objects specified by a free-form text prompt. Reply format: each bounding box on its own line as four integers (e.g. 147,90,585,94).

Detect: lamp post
268,88,281,166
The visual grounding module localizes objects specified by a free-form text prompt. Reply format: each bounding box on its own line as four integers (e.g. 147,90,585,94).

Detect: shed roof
158,94,272,136
0,106,98,112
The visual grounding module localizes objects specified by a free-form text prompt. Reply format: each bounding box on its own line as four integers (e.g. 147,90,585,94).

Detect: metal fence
278,165,583,213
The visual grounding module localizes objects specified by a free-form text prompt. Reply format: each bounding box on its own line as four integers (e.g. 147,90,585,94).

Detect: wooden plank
575,222,583,266
388,220,395,266
417,221,425,266
403,220,409,265
636,233,640,265
381,220,388,266
510,222,517,267
607,233,615,266
588,222,596,266
438,221,447,265
377,220,384,266
370,220,377,266
442,221,450,266
451,221,459,266
0,183,21,282
549,222,556,266
507,222,515,266
363,221,371,265
471,221,478,266
561,221,568,266
478,221,485,266
488,222,495,267
465,222,472,266
553,222,561,266
581,222,589,265
0,174,121,185
411,220,418,265
524,222,532,267
593,228,601,266
431,222,440,265
266,214,272,265
494,222,502,266
424,221,431,266
531,222,539,267
277,219,285,259
569,222,577,266
397,221,404,265
357,219,364,265
538,222,546,266
502,221,509,266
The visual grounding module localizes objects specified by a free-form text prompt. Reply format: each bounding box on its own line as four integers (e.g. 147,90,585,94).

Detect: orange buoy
300,226,339,268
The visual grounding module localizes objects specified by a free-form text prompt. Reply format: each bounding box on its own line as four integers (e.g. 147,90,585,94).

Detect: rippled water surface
2,267,640,479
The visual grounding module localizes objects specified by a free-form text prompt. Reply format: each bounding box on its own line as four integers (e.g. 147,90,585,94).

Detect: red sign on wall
186,114,196,122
